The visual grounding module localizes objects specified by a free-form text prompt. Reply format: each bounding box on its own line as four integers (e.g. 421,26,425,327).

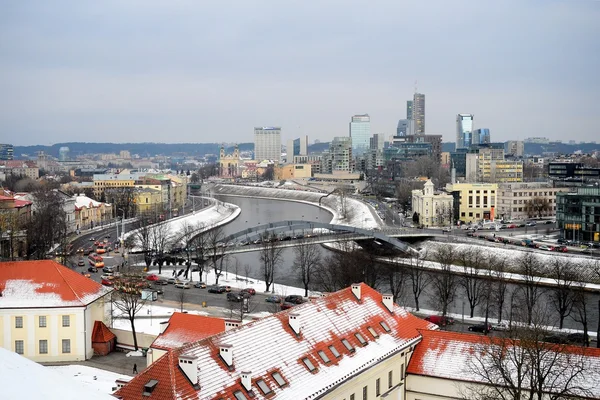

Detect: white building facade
254,127,281,163
411,180,454,227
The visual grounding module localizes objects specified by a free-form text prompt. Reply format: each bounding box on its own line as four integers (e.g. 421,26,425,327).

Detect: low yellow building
0,260,112,362
133,187,163,215
275,163,312,180
489,160,523,182
446,182,498,223
73,194,113,231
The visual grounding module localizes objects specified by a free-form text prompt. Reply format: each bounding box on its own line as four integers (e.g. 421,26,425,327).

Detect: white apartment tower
254,127,282,162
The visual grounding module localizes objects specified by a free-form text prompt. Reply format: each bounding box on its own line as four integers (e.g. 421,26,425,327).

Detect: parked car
492,322,509,331
468,323,492,333
155,280,169,286
208,285,227,293
227,292,243,302
194,282,207,289
77,259,85,266
554,245,568,253
424,315,455,326
101,278,113,286
87,266,98,273
175,282,191,289
167,277,178,284
146,274,159,281
103,266,115,273
240,288,256,296
284,295,304,304
280,302,296,310
265,295,282,303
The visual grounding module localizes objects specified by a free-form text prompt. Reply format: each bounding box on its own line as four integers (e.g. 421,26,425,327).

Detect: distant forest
13,140,600,159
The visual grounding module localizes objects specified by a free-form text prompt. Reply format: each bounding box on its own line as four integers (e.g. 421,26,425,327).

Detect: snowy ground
48,365,124,396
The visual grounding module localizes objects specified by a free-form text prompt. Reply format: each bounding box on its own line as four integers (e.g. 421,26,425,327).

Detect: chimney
289,313,301,336
382,294,394,313
225,320,241,331
219,344,233,367
351,283,361,301
178,355,199,386
241,371,252,391
159,321,169,335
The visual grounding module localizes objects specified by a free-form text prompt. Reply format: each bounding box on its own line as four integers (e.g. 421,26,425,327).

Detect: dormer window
379,321,391,332
342,339,354,352
318,350,330,363
233,391,248,400
302,357,317,372
329,345,340,358
355,333,367,346
272,372,287,387
256,379,272,395
367,326,379,338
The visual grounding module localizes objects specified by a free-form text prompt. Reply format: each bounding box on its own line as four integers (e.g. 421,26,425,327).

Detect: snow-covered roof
115,284,435,400
0,260,112,308
73,194,108,209
0,347,114,400
150,312,226,351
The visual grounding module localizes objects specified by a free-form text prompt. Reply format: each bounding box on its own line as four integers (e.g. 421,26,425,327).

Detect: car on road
167,277,178,284
526,221,537,227
194,282,207,289
103,266,115,273
83,246,94,255
280,302,296,310
87,266,98,273
240,288,256,296
554,245,568,253
284,295,304,304
225,285,232,292
77,259,85,266
89,237,95,241
101,278,113,286
207,285,227,293
442,227,451,233
468,323,492,333
538,245,552,251
227,292,243,302
155,280,168,285
175,282,191,289
154,287,164,295
492,322,509,331
146,274,159,281
424,315,455,326
265,295,282,303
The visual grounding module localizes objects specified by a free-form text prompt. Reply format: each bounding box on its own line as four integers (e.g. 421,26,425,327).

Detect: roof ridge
53,262,86,305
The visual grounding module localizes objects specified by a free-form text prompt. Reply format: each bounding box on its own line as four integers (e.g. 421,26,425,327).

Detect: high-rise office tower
472,129,490,145
413,93,425,134
349,114,371,155
456,114,474,149
0,144,14,160
406,100,413,120
369,133,385,150
396,119,415,137
254,127,282,162
286,136,308,162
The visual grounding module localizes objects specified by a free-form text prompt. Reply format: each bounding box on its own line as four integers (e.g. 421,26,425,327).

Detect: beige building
73,194,113,230
275,163,312,180
411,180,454,227
446,182,498,223
496,182,571,221
490,159,523,182
0,260,112,362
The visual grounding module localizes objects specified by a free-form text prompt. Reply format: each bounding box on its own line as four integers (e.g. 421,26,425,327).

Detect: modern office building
349,114,371,155
254,127,282,162
286,136,308,162
548,162,600,182
413,93,425,134
321,136,353,174
489,160,524,183
556,187,600,243
0,144,14,160
406,100,413,120
456,114,474,149
370,133,385,150
505,140,525,157
402,134,443,162
396,119,414,137
496,182,570,222
472,129,490,145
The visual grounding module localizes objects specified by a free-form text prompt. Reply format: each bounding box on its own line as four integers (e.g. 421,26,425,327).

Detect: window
318,350,330,363
256,380,271,395
39,316,47,328
342,339,354,352
302,357,316,372
39,340,48,354
62,315,70,327
62,339,71,354
401,363,405,379
329,345,340,358
15,340,24,355
233,391,248,400
388,370,393,388
376,378,380,396
272,372,286,387
367,326,379,338
363,385,368,400
379,321,391,332
355,333,367,346
15,316,23,328
350,395,355,400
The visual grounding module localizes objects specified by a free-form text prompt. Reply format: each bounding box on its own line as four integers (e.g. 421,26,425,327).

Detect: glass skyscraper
349,114,371,155
456,114,474,149
472,128,490,145
413,93,425,134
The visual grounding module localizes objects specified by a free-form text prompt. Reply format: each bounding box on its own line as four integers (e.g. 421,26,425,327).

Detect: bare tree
206,225,228,285
488,254,509,323
383,255,407,304
548,258,578,329
111,268,147,351
430,245,458,317
150,219,172,274
25,187,68,260
177,288,186,313
313,242,364,292
292,242,322,297
458,248,484,318
259,233,284,292
132,212,155,268
515,252,544,325
406,250,431,311
570,289,591,347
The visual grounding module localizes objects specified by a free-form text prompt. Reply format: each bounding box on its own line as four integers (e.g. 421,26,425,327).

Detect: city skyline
1,1,599,146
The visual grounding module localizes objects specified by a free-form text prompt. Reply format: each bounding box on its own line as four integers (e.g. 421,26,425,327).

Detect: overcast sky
1,0,599,146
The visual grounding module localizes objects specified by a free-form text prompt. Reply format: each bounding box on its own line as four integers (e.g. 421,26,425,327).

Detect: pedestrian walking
133,363,138,374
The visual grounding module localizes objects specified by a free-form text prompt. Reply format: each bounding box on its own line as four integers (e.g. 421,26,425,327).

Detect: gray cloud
1,0,599,145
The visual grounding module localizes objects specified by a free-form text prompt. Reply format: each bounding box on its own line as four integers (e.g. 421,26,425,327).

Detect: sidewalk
41,351,142,377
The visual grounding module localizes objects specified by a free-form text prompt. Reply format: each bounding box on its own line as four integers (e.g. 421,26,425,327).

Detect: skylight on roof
256,379,271,395
329,345,341,358
318,350,330,363
233,390,248,400
342,338,354,352
367,326,379,338
380,321,391,332
355,333,367,345
302,357,316,372
272,372,286,387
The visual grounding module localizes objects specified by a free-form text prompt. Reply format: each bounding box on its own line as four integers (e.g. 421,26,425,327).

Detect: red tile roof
0,260,112,308
116,283,436,400
92,320,116,343
150,312,226,351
